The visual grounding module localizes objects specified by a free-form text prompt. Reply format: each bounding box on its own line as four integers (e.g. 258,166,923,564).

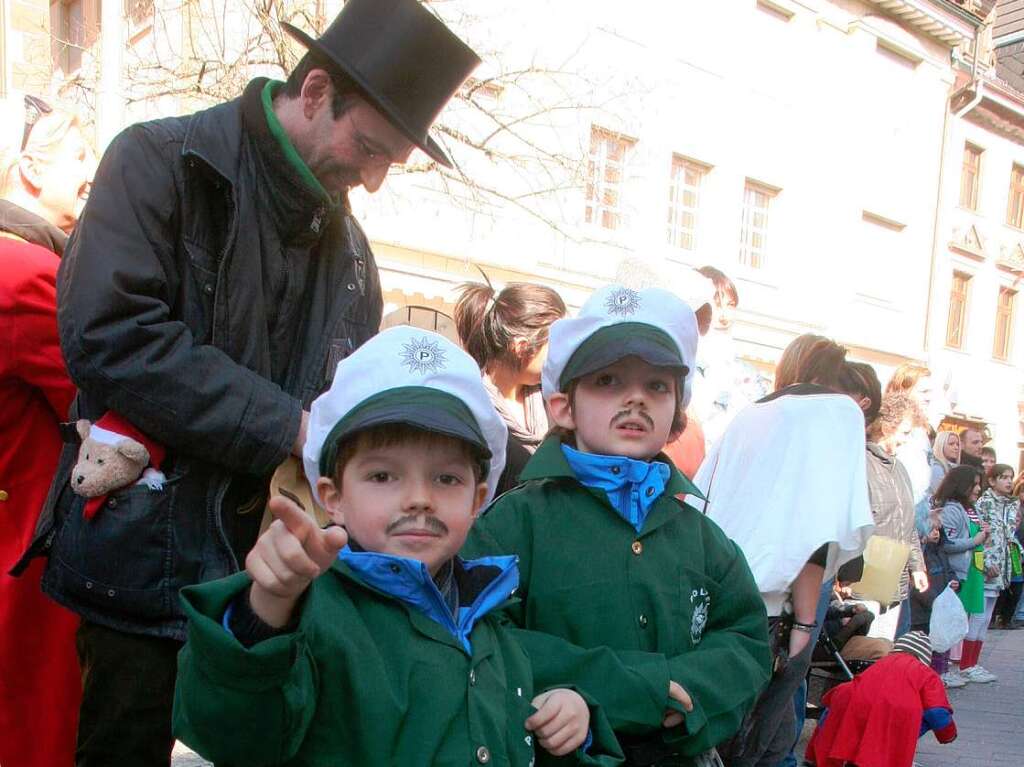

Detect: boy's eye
648,380,670,393
437,474,463,486
367,472,393,483
594,373,617,386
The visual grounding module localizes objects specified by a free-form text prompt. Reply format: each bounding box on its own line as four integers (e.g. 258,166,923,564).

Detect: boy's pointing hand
247,494,348,627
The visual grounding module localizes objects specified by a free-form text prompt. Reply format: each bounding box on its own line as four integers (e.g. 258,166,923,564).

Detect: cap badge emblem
606,287,641,316
401,336,448,374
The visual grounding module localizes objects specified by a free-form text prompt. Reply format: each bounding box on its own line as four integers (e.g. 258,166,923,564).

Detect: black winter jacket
18,80,382,640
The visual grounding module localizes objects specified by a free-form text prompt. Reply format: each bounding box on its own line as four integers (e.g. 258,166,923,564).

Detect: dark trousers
994,582,1023,625
75,621,182,767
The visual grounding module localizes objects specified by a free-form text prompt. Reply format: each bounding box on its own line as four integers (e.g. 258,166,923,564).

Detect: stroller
805,616,877,720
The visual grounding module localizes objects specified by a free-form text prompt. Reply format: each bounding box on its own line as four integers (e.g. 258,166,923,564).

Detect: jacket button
107,497,118,509
645,486,655,497
85,581,93,590
0,490,8,501
203,283,214,295
469,669,477,686
638,613,649,628
611,466,620,475
346,282,356,291
631,540,643,556
476,746,491,764
107,589,116,597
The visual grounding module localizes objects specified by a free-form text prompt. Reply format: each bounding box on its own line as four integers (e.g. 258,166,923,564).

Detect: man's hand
291,410,310,458
247,495,348,627
662,680,693,728
913,571,929,593
525,689,590,757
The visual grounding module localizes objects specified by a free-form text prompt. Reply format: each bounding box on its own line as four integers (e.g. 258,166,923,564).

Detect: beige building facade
8,0,1024,462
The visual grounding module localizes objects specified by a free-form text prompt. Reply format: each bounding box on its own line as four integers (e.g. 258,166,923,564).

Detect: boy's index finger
268,494,316,543
525,695,560,730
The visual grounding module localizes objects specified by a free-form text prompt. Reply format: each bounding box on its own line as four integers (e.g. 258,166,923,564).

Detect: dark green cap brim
318,386,490,477
559,323,687,391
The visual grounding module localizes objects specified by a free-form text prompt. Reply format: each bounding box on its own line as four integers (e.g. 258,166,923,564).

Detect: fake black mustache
610,409,654,429
386,516,449,535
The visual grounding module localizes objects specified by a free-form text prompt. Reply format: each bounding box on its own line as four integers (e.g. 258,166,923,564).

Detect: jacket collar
333,546,518,655
520,436,705,500
0,200,68,255
866,442,894,464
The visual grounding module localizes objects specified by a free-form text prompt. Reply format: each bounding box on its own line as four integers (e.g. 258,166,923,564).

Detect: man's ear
17,154,42,194
317,477,346,527
546,391,576,430
300,69,333,120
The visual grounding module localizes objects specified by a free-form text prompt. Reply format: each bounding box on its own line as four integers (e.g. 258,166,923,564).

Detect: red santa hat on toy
81,412,166,520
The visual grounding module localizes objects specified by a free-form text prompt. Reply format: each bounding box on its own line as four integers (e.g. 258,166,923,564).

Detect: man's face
29,125,95,232
548,356,679,460
319,436,487,576
962,429,984,458
302,85,414,195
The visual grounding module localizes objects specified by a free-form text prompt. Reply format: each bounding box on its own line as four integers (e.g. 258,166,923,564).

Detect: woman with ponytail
454,279,566,495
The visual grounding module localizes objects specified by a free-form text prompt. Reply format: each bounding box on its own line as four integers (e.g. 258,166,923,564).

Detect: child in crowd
937,465,991,685
173,327,622,765
804,631,956,767
463,285,772,766
977,465,1020,636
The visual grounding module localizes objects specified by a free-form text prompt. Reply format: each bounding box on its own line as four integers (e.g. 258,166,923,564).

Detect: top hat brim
281,22,454,169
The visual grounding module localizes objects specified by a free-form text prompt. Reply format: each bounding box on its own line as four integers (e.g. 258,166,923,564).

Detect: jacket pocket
52,475,181,620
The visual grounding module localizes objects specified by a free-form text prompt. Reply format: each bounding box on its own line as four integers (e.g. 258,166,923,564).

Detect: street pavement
173,628,1024,766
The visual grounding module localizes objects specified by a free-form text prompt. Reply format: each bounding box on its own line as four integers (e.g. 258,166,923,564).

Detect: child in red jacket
805,631,956,767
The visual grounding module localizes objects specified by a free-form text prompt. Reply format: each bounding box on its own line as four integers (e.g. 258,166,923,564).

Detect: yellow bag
260,456,330,535
851,535,911,605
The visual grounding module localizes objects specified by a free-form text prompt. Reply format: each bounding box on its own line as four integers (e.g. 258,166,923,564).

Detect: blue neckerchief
339,548,518,654
561,444,670,533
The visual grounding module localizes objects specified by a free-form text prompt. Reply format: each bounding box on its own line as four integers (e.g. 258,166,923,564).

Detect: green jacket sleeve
172,573,318,766
664,538,772,755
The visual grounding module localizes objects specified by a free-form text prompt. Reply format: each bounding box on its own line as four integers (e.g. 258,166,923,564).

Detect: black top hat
282,0,480,169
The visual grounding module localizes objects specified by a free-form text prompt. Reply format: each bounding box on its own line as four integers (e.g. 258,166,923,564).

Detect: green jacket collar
261,80,331,203
520,436,706,501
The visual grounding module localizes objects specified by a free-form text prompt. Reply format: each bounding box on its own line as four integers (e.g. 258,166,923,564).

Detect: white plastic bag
929,585,969,653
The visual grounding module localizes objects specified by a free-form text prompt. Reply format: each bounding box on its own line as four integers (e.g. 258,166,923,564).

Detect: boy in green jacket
462,285,772,766
173,326,623,766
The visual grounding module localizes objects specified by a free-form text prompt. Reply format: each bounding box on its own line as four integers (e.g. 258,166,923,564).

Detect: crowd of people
3,2,1023,767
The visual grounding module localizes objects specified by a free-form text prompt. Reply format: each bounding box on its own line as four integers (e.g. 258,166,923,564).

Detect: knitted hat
891,631,932,666
541,284,699,407
303,326,508,505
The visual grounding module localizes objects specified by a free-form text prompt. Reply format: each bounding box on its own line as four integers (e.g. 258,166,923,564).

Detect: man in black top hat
15,1,480,764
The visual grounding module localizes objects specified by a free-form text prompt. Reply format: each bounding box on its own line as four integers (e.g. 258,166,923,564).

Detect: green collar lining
261,80,331,203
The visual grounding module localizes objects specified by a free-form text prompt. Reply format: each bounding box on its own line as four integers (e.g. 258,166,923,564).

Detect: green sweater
173,561,624,766
462,437,772,760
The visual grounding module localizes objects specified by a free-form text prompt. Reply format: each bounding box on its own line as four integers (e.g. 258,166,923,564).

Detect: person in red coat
805,631,956,767
0,94,95,767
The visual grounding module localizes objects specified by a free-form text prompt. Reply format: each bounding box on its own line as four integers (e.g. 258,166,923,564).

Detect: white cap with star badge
541,284,699,408
303,326,508,505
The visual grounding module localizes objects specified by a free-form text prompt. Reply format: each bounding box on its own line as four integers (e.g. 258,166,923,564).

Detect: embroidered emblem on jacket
690,587,710,644
401,337,448,374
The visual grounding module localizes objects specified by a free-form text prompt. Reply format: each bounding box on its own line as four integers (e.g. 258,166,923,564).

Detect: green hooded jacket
461,437,771,760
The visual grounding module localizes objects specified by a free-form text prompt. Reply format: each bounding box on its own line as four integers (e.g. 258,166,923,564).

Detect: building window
960,144,982,211
738,181,776,269
585,126,634,231
994,287,1017,361
51,0,98,76
946,271,972,349
667,156,707,250
1008,164,1024,229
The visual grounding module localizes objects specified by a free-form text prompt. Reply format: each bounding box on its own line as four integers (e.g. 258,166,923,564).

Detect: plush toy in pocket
71,413,166,520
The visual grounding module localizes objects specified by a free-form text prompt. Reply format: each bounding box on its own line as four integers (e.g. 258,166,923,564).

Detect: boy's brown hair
330,423,487,488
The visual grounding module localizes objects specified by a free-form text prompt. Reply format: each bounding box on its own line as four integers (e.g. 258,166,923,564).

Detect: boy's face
548,356,679,460
992,469,1014,497
317,438,488,576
